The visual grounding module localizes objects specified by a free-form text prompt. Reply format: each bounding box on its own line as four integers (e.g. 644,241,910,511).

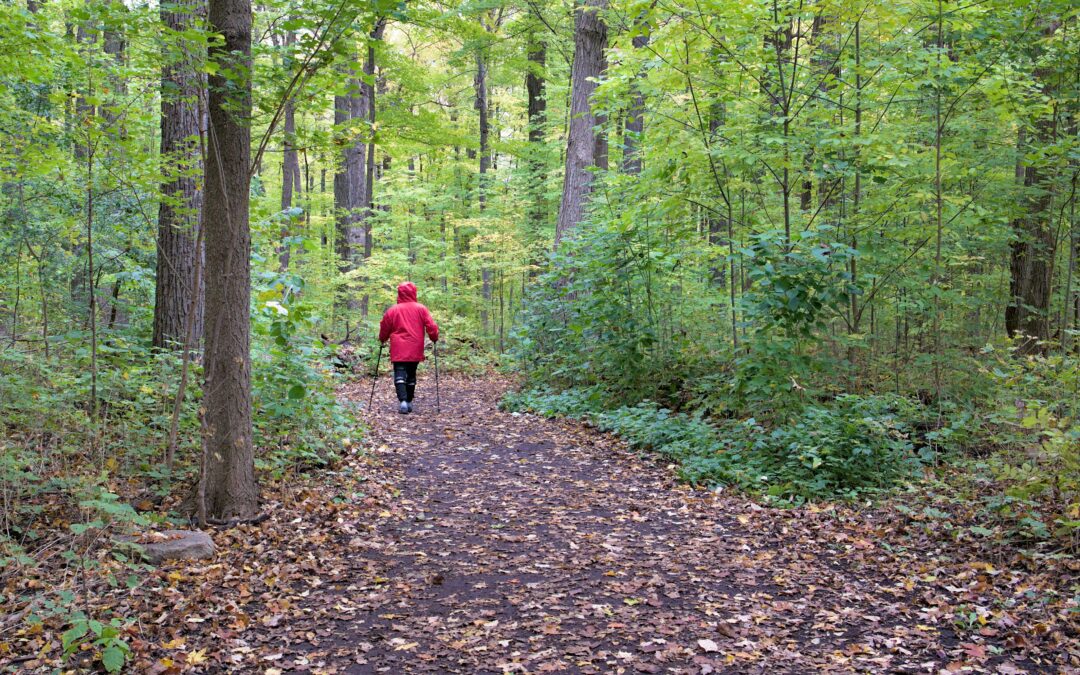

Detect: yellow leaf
186,649,207,665
161,638,185,649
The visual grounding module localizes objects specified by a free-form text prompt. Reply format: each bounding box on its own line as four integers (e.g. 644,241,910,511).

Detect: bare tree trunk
333,76,365,275
554,0,608,247
1006,20,1061,355
1006,127,1057,353
334,19,385,314
102,15,126,136
154,0,205,349
361,25,386,318
525,29,547,260
279,30,300,272
622,29,648,175
476,51,490,210
69,5,96,309
476,48,492,332
200,0,258,522
334,71,368,310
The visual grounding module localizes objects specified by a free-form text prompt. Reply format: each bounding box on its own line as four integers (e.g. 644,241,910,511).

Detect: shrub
252,271,352,472
504,388,932,502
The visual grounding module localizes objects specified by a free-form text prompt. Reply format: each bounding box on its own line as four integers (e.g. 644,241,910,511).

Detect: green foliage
512,201,722,403
59,614,131,672
504,389,934,502
252,271,351,472
731,229,859,419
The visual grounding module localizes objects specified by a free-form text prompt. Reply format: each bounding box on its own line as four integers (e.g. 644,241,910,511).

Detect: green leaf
288,384,307,400
101,645,126,673
61,623,89,652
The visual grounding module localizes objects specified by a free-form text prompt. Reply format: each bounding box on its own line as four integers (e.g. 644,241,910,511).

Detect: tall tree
622,24,649,175
525,27,547,244
555,0,608,246
362,23,387,317
279,29,301,272
1006,18,1062,354
200,0,257,521
153,0,205,349
476,47,491,330
334,18,385,316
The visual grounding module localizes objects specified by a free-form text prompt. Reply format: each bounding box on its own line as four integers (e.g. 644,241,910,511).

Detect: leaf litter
3,375,1077,673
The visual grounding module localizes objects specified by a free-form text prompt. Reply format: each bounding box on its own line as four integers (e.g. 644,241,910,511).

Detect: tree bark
476,51,490,210
279,30,300,272
154,0,205,349
554,0,608,247
1006,125,1056,352
475,47,492,331
622,29,648,175
525,30,547,270
1006,20,1061,355
526,30,547,241
334,19,385,312
200,0,258,521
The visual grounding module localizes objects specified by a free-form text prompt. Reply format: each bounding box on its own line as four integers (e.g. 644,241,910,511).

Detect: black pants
393,362,418,402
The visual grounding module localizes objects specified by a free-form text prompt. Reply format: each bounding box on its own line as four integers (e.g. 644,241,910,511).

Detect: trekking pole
368,341,384,411
434,340,441,414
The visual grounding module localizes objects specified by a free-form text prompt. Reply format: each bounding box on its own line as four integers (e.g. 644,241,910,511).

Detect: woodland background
0,0,1078,670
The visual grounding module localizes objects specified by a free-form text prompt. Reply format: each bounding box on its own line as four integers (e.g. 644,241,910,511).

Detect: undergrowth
0,274,357,672
501,372,1080,555
501,388,934,503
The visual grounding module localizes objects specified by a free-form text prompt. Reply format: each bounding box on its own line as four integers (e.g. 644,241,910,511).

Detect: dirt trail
289,375,1054,674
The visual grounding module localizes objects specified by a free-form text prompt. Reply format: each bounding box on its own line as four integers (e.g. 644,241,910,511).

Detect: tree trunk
1006,125,1056,353
200,0,258,522
525,30,547,254
476,48,492,331
554,0,608,246
279,30,300,272
476,51,490,210
334,19,385,313
1006,20,1061,355
622,30,648,175
154,0,205,350
102,15,126,137
333,76,365,274
361,28,386,317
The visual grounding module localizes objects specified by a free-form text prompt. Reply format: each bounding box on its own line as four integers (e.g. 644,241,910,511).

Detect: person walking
378,282,439,414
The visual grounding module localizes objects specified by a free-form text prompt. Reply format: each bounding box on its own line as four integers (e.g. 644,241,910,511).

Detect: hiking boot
398,401,410,414
406,402,414,413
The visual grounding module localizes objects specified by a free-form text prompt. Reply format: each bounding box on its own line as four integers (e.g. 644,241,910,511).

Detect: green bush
504,388,933,502
252,271,353,472
509,203,725,406
736,395,931,500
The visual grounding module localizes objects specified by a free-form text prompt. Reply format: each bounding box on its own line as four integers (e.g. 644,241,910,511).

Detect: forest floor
5,376,1077,673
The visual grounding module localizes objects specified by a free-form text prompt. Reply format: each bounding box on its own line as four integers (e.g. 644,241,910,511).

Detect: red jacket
378,282,439,362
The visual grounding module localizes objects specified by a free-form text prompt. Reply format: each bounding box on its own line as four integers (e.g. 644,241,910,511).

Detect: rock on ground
140,530,215,564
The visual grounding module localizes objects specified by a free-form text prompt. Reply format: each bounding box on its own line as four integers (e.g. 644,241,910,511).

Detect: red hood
397,282,418,303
